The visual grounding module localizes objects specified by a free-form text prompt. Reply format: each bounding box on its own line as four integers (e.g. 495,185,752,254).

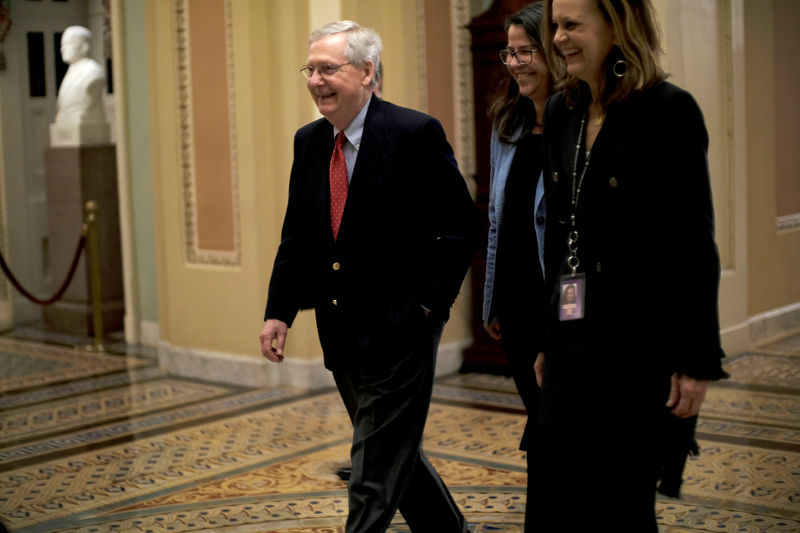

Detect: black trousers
333,317,468,533
524,343,671,533
525,424,659,533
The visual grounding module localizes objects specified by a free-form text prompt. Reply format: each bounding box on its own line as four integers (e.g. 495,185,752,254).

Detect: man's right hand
259,319,288,362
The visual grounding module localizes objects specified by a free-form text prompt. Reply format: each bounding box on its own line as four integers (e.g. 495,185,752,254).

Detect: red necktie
329,131,348,240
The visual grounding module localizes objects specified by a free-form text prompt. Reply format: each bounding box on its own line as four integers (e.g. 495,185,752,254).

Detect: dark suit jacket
542,82,727,382
495,134,546,347
265,95,478,370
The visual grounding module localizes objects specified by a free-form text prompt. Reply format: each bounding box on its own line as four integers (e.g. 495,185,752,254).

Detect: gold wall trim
175,0,241,266
0,177,8,301
417,0,428,113
720,0,736,271
451,0,476,178
777,213,800,231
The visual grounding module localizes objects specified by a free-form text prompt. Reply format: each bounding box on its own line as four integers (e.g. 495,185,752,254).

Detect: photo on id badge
559,276,584,321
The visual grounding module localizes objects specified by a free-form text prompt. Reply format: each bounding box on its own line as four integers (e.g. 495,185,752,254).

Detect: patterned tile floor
0,326,798,532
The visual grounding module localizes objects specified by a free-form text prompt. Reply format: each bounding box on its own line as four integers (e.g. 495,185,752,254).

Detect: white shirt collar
333,96,371,151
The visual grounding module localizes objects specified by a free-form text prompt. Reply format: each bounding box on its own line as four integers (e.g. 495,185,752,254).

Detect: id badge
559,273,585,321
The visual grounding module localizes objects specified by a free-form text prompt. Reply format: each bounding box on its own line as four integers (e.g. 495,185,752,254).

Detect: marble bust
50,26,111,147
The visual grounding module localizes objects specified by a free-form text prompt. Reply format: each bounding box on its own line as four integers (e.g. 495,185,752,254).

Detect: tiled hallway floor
0,327,798,532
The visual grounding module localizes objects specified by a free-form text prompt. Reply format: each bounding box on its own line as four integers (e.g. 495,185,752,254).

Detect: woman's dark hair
543,0,667,111
488,1,551,144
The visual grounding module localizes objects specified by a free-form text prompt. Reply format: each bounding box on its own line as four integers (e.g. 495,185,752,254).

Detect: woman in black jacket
528,1,728,531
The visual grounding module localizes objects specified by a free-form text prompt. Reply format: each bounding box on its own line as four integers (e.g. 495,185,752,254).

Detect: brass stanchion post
84,200,105,351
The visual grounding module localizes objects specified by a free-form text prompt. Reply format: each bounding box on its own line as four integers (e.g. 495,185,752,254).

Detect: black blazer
265,95,478,369
542,81,726,381
494,135,546,344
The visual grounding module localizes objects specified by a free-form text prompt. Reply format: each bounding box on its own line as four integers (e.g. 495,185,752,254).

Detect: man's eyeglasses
300,62,352,79
498,48,539,65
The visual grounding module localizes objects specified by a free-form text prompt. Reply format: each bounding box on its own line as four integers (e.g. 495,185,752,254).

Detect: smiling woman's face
551,0,616,91
506,24,551,103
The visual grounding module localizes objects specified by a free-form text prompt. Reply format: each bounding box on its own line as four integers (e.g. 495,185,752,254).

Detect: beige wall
745,0,800,317
342,0,424,112
653,0,751,351
651,0,800,351
141,0,799,387
773,0,800,220
148,0,310,363
146,0,471,386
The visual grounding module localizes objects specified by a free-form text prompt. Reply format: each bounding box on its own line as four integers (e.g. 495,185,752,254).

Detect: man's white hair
309,20,382,88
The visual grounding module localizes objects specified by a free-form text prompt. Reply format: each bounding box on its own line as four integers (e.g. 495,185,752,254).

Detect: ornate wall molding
720,0,736,271
416,0,428,113
175,0,241,266
777,213,800,231
451,0,476,178
0,178,8,301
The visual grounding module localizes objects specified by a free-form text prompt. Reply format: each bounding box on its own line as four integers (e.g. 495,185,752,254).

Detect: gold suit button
332,299,338,306
332,262,341,271
553,171,559,182
596,262,602,272
609,177,618,187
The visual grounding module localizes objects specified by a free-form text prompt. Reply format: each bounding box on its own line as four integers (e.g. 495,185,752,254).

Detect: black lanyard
566,113,591,276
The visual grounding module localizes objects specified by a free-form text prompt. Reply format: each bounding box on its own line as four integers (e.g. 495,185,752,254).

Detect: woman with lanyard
529,0,728,530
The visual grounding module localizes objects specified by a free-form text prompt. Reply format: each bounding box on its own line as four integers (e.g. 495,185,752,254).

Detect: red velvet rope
0,235,87,306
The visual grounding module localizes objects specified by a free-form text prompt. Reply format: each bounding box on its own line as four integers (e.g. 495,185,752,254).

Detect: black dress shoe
336,466,351,480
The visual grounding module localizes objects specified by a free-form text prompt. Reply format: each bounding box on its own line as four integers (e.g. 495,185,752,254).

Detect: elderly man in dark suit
259,20,476,533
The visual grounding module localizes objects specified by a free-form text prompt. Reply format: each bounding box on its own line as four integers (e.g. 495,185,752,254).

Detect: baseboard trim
721,301,800,355
719,321,750,357
158,338,472,391
0,300,12,333
139,320,161,347
746,301,800,346
150,301,800,388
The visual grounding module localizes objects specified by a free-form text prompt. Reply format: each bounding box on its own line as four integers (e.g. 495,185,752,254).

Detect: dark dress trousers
265,95,477,532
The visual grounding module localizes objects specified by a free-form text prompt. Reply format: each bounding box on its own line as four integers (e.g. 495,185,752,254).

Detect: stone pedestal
43,145,124,336
49,121,111,147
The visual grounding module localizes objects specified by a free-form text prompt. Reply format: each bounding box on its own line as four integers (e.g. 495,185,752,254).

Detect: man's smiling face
306,33,373,131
